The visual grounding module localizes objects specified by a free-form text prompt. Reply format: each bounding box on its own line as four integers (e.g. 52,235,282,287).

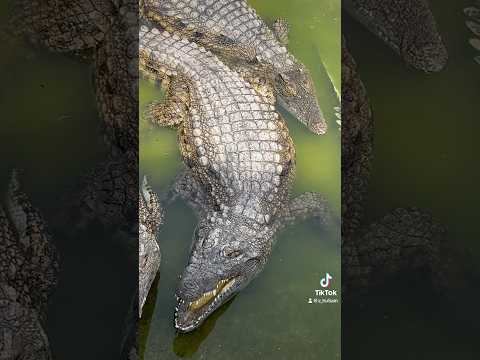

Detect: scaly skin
344,0,448,72
9,0,114,54
4,171,59,318
140,23,331,332
141,0,327,135
341,37,373,245
120,177,162,360
341,39,458,293
0,170,59,359
465,2,480,64
78,0,139,227
139,177,162,317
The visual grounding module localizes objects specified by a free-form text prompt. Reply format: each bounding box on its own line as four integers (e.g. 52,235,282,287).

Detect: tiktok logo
320,273,333,288
309,272,338,304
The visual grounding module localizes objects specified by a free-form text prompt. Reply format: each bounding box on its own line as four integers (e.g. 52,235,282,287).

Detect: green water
0,5,135,359
139,0,341,359
343,1,480,358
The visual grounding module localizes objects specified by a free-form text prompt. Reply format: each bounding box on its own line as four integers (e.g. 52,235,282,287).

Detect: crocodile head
275,62,327,135
174,216,273,332
400,21,448,73
345,0,448,72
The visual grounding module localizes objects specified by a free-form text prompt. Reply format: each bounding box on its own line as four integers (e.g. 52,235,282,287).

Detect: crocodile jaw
174,278,237,332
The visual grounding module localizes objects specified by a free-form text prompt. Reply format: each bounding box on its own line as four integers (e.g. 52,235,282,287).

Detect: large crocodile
140,23,331,332
0,170,59,359
344,0,448,72
341,38,460,292
141,0,328,135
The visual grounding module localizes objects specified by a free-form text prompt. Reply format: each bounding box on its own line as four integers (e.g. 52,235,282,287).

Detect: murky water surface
0,4,134,359
343,1,480,358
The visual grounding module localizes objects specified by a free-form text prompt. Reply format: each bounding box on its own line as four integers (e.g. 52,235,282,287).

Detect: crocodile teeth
188,278,234,311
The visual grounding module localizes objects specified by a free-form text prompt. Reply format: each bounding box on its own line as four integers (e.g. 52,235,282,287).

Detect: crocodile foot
272,18,289,46
274,192,334,233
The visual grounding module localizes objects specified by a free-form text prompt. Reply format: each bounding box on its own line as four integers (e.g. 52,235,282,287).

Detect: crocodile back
140,25,295,224
144,0,294,71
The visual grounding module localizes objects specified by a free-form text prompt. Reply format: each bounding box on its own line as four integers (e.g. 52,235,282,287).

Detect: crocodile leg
272,18,289,46
145,76,190,128
273,192,333,233
166,169,210,219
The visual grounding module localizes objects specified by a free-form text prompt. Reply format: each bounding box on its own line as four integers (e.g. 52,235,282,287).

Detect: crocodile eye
277,73,297,96
201,236,215,249
285,82,297,96
223,247,243,258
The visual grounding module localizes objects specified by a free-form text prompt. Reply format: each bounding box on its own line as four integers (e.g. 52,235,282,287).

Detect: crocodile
141,0,328,135
140,23,332,332
139,176,162,317
464,2,480,64
0,170,59,359
344,0,448,72
117,177,163,360
9,0,139,227
341,38,460,293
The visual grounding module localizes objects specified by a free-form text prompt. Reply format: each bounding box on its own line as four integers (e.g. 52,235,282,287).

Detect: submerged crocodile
342,39,460,292
344,0,448,72
465,2,480,64
141,0,327,135
140,23,331,332
0,170,59,359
